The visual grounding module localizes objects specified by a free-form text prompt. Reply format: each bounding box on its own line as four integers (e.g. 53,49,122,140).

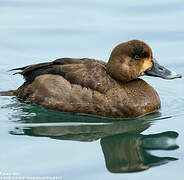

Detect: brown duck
1,40,181,118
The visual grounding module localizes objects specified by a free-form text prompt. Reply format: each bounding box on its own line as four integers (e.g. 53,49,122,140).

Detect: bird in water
0,40,182,118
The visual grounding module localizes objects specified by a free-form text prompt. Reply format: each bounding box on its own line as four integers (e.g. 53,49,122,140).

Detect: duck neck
106,58,129,82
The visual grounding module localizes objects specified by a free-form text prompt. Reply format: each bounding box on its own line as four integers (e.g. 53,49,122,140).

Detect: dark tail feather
8,65,29,75
0,90,16,96
8,65,29,71
8,62,52,75
12,72,22,75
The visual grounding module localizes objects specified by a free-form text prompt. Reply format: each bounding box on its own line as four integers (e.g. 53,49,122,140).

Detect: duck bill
145,60,182,79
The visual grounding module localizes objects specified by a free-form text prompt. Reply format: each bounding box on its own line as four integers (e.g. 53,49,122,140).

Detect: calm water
0,0,184,179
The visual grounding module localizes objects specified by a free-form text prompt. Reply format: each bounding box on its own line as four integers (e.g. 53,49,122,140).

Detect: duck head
106,40,182,82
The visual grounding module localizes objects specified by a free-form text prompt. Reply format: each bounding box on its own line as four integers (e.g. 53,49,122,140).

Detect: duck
0,40,181,118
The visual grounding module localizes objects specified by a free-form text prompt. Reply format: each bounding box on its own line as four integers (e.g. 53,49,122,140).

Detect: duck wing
10,58,116,93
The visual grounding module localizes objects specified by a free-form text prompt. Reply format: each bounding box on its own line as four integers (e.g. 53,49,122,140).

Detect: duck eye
134,55,140,60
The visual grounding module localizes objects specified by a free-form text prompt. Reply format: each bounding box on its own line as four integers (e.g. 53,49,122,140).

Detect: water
0,0,184,179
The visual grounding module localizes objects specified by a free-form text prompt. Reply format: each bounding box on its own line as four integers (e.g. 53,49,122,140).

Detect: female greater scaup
0,40,181,118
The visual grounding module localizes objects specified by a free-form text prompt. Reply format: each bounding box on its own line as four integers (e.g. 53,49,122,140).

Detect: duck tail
0,90,16,96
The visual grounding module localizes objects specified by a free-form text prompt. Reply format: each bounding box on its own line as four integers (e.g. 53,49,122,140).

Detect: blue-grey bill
145,60,182,79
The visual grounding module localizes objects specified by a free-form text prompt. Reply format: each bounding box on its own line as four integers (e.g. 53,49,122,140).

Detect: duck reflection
10,107,179,173
101,131,178,173
11,119,150,142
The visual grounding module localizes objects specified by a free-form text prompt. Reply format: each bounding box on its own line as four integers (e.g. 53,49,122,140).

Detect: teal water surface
0,0,184,179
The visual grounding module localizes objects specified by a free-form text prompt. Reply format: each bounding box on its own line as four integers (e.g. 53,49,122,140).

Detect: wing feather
10,58,116,93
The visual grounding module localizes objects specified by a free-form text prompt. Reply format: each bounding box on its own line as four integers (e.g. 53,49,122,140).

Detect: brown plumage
2,40,165,118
